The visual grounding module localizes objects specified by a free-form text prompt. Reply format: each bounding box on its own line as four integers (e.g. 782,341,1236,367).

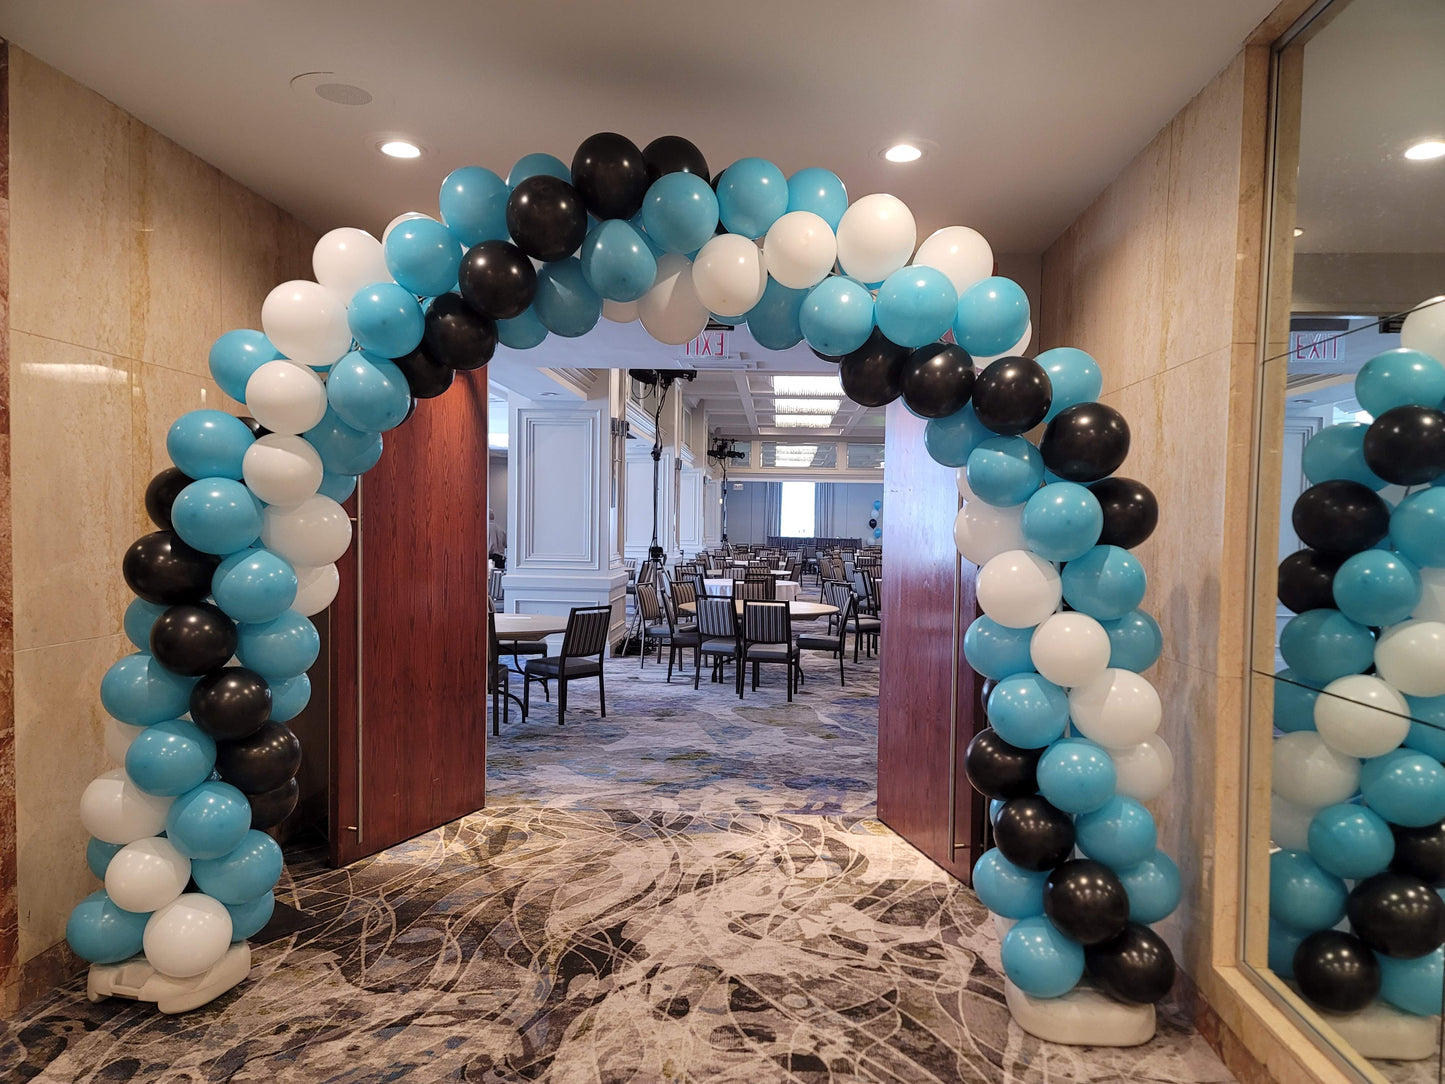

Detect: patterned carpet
2,646,1236,1082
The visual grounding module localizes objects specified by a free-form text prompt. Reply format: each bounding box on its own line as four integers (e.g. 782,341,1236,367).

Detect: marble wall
2,48,318,1011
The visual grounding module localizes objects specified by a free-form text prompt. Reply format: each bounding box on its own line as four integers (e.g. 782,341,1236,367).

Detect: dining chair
634,582,667,668
488,567,505,604
486,605,526,733
671,578,698,622
657,588,700,683
523,605,612,724
740,600,798,700
693,596,740,691
734,577,774,601
797,590,856,687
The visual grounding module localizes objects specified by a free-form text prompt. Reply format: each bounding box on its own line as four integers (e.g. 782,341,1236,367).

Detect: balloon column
1269,301,1445,1022
868,498,883,541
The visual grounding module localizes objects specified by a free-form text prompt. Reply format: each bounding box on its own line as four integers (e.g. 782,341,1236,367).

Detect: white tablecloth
702,578,801,601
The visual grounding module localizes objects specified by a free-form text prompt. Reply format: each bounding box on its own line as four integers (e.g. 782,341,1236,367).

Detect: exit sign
681,330,730,359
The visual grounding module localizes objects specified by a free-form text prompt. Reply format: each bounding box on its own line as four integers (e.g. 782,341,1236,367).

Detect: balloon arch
69,132,1180,1027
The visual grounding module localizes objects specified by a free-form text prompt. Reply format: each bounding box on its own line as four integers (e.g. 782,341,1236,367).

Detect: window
760,442,836,468
780,482,816,538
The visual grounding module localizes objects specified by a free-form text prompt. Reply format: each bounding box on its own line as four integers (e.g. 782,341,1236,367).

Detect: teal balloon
873,500,883,511
953,276,1029,357
1035,348,1103,423
100,652,195,726
318,470,358,503
989,798,1005,823
124,598,167,651
1269,849,1347,932
873,528,882,539
1332,549,1421,626
1302,423,1387,490
1060,545,1147,620
874,266,957,348
1002,916,1084,998
166,410,254,481
497,307,549,350
1100,610,1162,672
962,616,1035,680
1268,921,1306,979
228,891,276,941
1278,609,1375,684
1392,489,1445,568
208,330,281,402
438,166,510,245
125,718,218,797
1404,695,1445,759
165,780,252,860
347,283,423,358
1037,738,1116,814
1307,803,1394,879
66,890,148,964
306,407,383,475
1361,751,1445,827
923,405,991,467
972,848,1047,918
533,258,602,338
384,217,462,297
800,276,874,356
1117,851,1181,923
270,673,312,723
641,172,719,255
212,549,297,624
507,152,570,187
1021,482,1103,562
1273,669,1324,733
743,278,807,351
580,219,657,302
192,830,284,905
86,838,124,880
966,437,1043,508
1379,948,1445,1016
328,351,412,433
987,673,1069,749
786,167,848,231
1075,796,1157,869
171,478,263,555
716,157,788,239
1356,348,1445,416
237,610,320,681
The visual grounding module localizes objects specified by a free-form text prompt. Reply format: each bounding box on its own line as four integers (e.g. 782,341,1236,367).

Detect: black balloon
1089,477,1158,549
459,240,537,321
571,132,651,221
1364,405,1445,486
980,678,997,712
391,343,455,399
810,346,844,363
189,666,272,741
150,602,238,677
1277,549,1344,614
123,531,220,606
144,468,194,532
971,356,1051,435
839,329,910,408
1346,872,1445,958
1040,403,1130,482
1293,930,1381,1012
247,777,299,830
899,344,977,419
505,175,589,263
237,416,270,438
216,721,302,794
963,728,1043,801
994,796,1076,872
867,517,878,529
1291,480,1390,556
1044,859,1131,945
1392,820,1445,887
1085,923,1177,1005
643,135,710,183
423,293,497,372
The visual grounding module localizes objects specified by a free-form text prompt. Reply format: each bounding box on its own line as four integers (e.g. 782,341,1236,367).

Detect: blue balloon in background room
1301,423,1387,490
1074,796,1157,869
1001,916,1085,999
986,673,1070,749
966,437,1044,507
742,278,807,351
579,219,658,302
165,780,252,860
1391,489,1445,568
873,527,882,539
1379,948,1445,1016
1306,803,1395,880
318,470,358,503
799,276,875,357
125,718,218,797
236,610,320,682
306,408,383,475
497,307,550,350
328,351,413,433
1273,669,1324,733
166,410,255,481
438,165,510,246
1278,609,1376,685
192,829,284,905
171,478,263,555
533,258,603,338
640,172,719,255
785,167,848,230
86,838,124,880
873,499,882,511
1116,850,1181,923
1405,695,1445,760
1355,348,1445,417
347,283,424,358
66,890,149,964
972,848,1048,918
1268,921,1305,979
715,157,789,239
1361,750,1445,827
100,652,195,726
123,597,167,651
384,217,463,298
228,891,277,941
1036,738,1116,815
506,152,570,187
1269,849,1348,932
874,266,957,348
1035,348,1103,423
1060,545,1147,621
962,616,1036,680
270,673,312,723
952,276,1029,358
1332,549,1421,627
1021,482,1103,562
208,330,281,403
1099,610,1163,672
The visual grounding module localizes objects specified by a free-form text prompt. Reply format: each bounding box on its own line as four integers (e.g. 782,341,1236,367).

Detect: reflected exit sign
681,331,730,359
1291,332,1340,361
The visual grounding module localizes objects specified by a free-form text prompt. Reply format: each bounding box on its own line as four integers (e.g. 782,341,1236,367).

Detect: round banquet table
493,613,569,641
701,578,801,601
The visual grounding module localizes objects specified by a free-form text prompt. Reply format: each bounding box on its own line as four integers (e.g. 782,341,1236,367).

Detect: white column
703,474,722,546
678,464,705,555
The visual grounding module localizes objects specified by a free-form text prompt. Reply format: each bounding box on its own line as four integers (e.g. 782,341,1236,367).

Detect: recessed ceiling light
1405,140,1445,161
379,140,422,159
884,143,923,163
772,375,843,396
775,414,833,428
1293,227,1304,237
774,398,840,414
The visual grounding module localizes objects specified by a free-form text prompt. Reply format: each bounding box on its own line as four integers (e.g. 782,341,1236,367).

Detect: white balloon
143,893,233,978
104,717,145,764
1030,612,1111,688
313,227,391,301
383,212,433,243
80,769,173,845
763,211,837,290
691,234,767,318
1271,793,1317,851
835,193,917,283
1068,669,1162,748
261,495,353,568
1110,734,1175,803
1375,620,1445,697
292,562,341,616
105,836,191,913
955,468,977,501
242,434,324,509
1314,674,1411,758
912,226,995,296
1413,568,1445,622
260,280,352,369
1400,296,1445,364
638,254,709,346
953,502,1026,566
245,361,328,436
972,322,1034,367
1271,731,1361,808
977,550,1061,628
602,298,639,323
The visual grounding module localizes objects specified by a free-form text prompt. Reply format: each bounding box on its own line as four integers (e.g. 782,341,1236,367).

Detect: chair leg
523,674,530,716
694,646,703,690
839,652,846,686
752,661,759,692
598,668,606,718
665,645,674,683
558,678,567,725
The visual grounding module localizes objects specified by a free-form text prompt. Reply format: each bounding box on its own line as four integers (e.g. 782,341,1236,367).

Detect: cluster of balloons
1269,301,1445,1019
868,497,883,540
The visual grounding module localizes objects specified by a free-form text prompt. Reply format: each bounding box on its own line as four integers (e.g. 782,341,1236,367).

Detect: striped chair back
696,596,738,639
730,564,748,580
561,605,612,660
636,582,662,622
734,578,774,601
488,567,504,602
743,600,791,645
671,579,697,611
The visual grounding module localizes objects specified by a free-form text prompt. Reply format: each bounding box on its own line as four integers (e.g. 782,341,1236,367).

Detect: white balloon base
86,943,251,1014
1004,978,1156,1047
1317,1000,1439,1061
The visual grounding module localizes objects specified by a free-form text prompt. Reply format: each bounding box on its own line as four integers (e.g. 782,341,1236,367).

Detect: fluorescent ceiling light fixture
1404,140,1445,161
884,143,922,163
774,398,840,414
772,375,843,396
774,414,833,428
379,139,422,158
1293,227,1304,237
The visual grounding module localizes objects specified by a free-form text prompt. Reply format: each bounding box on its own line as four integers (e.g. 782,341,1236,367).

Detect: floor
1,638,1239,1082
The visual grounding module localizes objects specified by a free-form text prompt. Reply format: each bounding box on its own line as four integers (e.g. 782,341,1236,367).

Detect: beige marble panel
15,633,124,961
218,173,282,334
8,50,132,356
128,360,232,537
11,332,133,651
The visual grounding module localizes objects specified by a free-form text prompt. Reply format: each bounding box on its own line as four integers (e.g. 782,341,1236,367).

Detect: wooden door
329,371,490,866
